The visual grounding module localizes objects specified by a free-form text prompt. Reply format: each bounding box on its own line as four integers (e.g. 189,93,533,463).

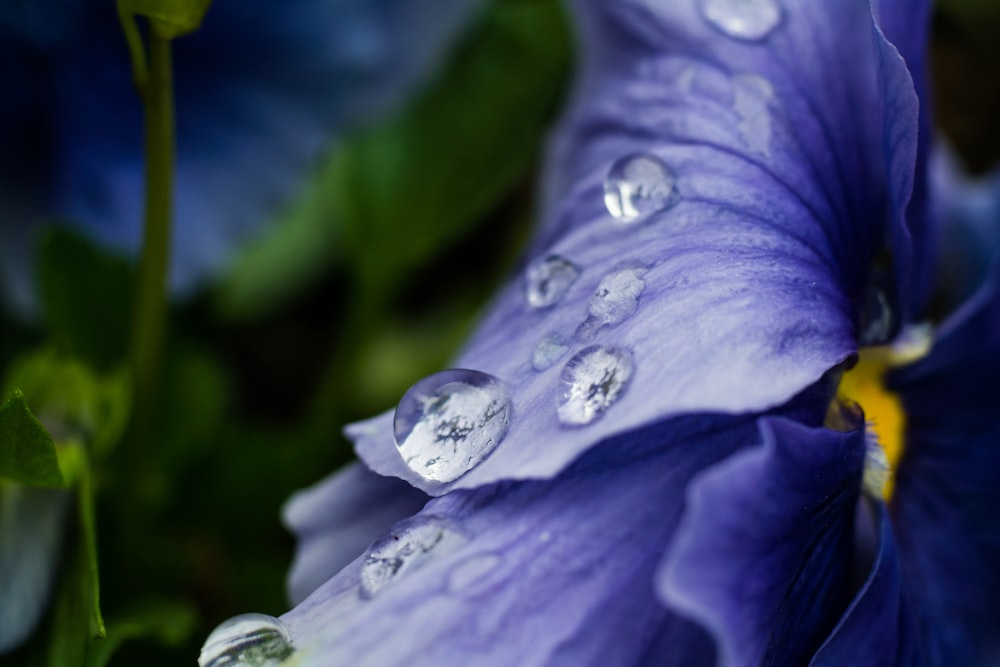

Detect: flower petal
0,484,70,653
887,259,1000,664
810,503,924,667
351,0,924,495
658,416,864,667
0,0,485,314
285,414,774,666
928,144,1000,310
283,461,428,606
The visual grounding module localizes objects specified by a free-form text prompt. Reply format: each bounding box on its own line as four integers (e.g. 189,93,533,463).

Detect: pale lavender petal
283,462,428,606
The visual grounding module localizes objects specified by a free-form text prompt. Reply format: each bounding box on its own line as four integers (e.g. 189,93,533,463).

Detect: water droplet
360,516,465,598
700,0,782,41
447,552,503,596
525,255,580,308
557,346,634,426
588,269,646,327
532,334,570,371
199,614,295,667
603,153,679,222
394,370,512,483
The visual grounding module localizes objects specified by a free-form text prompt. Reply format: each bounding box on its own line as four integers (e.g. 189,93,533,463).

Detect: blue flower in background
205,0,1000,664
0,0,485,315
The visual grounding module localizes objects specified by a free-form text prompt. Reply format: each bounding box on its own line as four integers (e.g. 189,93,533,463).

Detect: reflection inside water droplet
557,346,635,426
199,614,295,667
394,370,511,483
699,0,782,41
603,153,678,222
360,516,465,598
525,255,580,309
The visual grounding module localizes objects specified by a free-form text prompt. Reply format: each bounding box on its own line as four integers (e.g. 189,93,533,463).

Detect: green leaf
4,349,132,459
334,0,571,297
216,0,571,318
119,0,213,39
0,391,64,487
38,230,133,372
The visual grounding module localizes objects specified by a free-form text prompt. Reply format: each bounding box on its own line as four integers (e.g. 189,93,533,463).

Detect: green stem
130,31,175,437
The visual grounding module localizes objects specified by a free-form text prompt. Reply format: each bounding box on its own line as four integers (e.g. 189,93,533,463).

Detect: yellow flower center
834,325,932,500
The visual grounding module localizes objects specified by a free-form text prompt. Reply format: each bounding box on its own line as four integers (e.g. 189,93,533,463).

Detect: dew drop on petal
699,0,782,41
394,370,512,483
532,333,570,371
588,269,646,327
557,346,634,426
603,153,679,222
525,255,580,308
360,516,466,598
199,614,295,667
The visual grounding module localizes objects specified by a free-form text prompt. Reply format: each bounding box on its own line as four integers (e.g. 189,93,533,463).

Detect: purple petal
928,145,1000,310
283,462,428,606
886,260,1000,664
658,416,864,667
0,0,485,314
0,485,70,653
352,0,925,495
285,414,776,666
810,503,924,667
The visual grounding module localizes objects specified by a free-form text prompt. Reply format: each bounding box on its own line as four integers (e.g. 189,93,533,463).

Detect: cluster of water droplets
359,515,466,598
393,370,511,483
557,346,635,426
199,614,295,667
603,153,679,222
698,0,782,41
525,255,580,309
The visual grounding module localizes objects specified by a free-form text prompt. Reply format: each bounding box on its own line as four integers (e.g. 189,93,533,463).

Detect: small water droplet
447,552,503,596
525,255,580,308
700,0,782,41
532,333,570,371
557,346,635,426
394,370,512,483
199,614,295,667
603,153,679,222
589,269,646,327
360,516,465,598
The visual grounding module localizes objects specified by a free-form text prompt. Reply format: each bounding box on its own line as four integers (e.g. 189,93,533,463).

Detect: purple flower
0,0,484,314
204,0,1000,664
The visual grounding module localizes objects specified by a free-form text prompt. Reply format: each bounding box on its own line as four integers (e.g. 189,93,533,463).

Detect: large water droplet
199,614,295,667
532,333,570,371
525,255,580,309
603,153,678,222
557,346,634,426
360,516,465,598
700,0,782,41
394,370,511,482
